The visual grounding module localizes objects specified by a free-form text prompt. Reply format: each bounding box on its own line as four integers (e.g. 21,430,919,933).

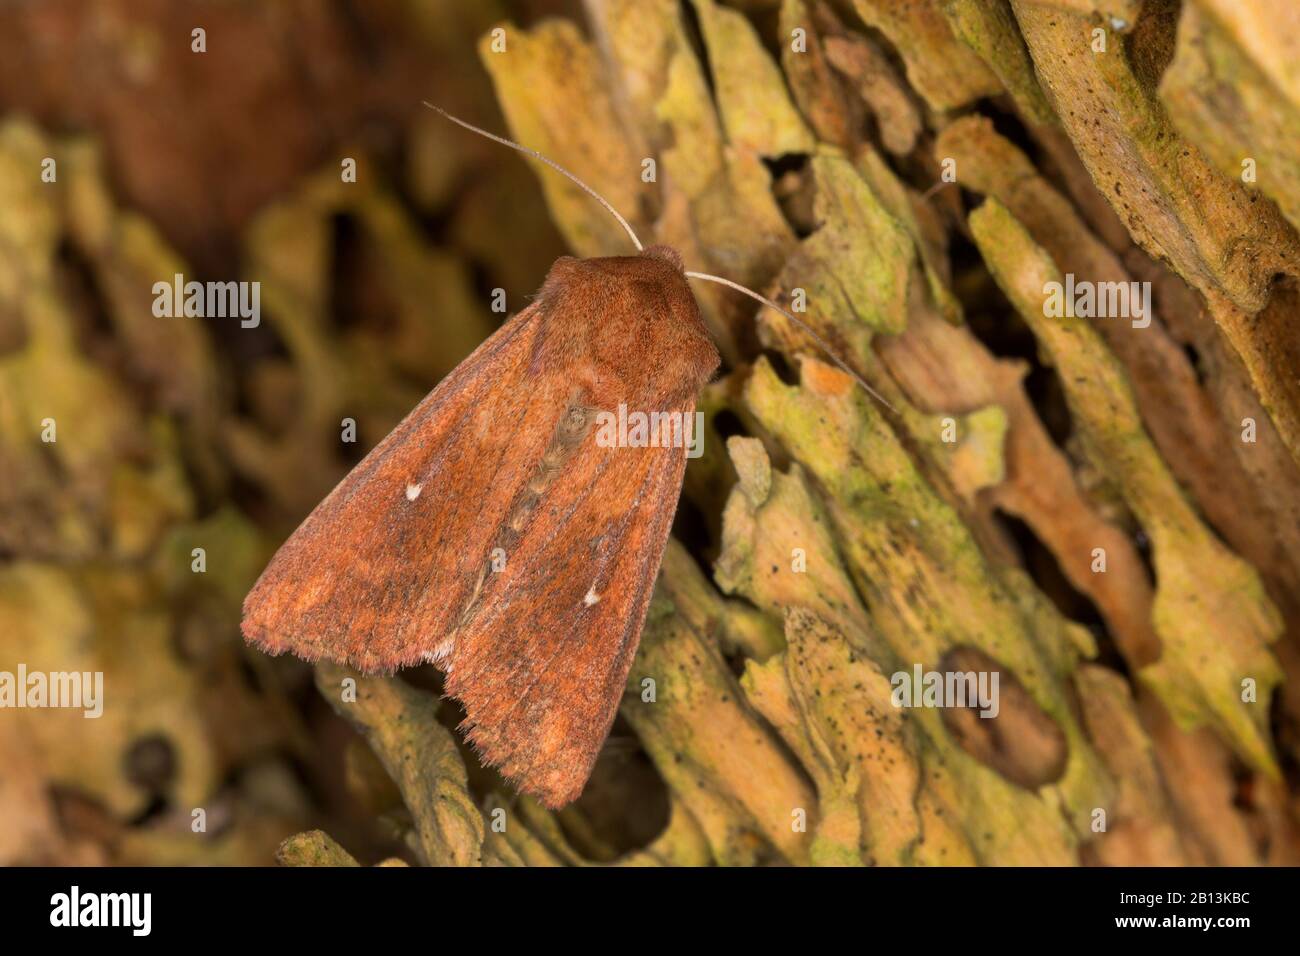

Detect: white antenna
427,103,896,414
685,272,897,413
423,102,643,253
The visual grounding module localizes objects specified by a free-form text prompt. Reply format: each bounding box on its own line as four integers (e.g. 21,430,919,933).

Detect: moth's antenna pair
423,102,897,414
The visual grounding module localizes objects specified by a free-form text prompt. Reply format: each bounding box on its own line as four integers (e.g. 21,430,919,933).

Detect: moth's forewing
241,298,561,670
242,246,719,807
448,391,698,805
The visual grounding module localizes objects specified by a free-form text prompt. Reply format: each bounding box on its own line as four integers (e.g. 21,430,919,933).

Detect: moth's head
638,244,684,273
534,246,718,395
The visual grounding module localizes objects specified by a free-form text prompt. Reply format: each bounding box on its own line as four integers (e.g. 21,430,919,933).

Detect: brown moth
242,107,890,808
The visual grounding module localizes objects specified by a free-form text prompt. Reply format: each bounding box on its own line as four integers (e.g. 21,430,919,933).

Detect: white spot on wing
584,584,601,607
406,483,423,501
